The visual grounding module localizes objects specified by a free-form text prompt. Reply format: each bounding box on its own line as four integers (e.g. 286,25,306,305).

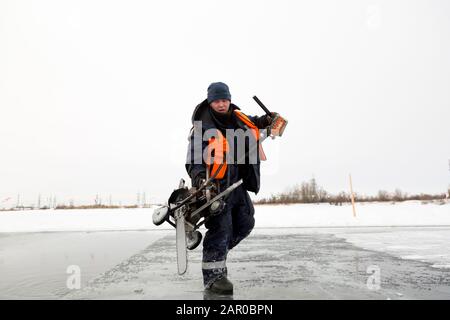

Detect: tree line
254,178,449,205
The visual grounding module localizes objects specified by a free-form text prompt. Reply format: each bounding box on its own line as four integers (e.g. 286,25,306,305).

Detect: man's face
210,99,230,114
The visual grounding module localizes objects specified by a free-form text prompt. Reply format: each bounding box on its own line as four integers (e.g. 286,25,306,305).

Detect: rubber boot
205,276,233,295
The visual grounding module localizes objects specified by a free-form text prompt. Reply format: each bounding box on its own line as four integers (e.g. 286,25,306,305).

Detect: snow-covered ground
1,201,449,233
254,200,450,228
0,207,158,233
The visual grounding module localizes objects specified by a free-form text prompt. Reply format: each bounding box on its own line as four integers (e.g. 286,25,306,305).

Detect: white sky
1,0,449,206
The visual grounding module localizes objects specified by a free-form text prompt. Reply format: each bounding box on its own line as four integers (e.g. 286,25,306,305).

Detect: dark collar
191,99,242,129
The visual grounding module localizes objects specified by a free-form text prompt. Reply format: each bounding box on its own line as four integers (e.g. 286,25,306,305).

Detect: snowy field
1,201,449,299
1,201,449,233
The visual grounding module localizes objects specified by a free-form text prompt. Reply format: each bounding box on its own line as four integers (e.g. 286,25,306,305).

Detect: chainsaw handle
253,96,272,116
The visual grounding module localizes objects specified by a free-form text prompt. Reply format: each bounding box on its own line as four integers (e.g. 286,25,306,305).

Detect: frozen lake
1,226,450,299
0,230,166,299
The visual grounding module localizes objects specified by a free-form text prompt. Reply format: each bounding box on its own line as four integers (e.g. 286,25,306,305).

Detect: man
185,82,275,295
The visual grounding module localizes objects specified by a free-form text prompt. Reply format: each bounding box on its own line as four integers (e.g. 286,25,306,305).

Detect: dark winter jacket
185,99,268,194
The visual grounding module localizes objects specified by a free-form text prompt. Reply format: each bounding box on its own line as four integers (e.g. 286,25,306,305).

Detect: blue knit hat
207,82,231,103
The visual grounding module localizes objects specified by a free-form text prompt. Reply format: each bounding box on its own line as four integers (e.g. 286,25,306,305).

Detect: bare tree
377,190,390,202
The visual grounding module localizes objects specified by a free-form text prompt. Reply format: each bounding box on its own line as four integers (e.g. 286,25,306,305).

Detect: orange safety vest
234,110,267,162
206,110,266,180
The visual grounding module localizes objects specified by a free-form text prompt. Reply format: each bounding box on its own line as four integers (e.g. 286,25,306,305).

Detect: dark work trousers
202,184,255,288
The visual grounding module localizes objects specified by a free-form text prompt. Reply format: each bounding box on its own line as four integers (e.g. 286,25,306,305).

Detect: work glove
192,172,206,189
207,183,219,199
257,112,278,128
192,172,218,198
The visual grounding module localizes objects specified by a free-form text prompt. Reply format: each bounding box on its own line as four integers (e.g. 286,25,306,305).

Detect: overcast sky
1,0,449,206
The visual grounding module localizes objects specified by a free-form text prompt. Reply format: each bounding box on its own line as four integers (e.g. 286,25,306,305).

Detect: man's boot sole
206,285,233,295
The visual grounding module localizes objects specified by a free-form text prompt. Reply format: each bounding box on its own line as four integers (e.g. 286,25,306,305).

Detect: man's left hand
259,112,278,128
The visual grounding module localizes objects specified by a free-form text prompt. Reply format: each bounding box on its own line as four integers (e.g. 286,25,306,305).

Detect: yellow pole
349,174,357,217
